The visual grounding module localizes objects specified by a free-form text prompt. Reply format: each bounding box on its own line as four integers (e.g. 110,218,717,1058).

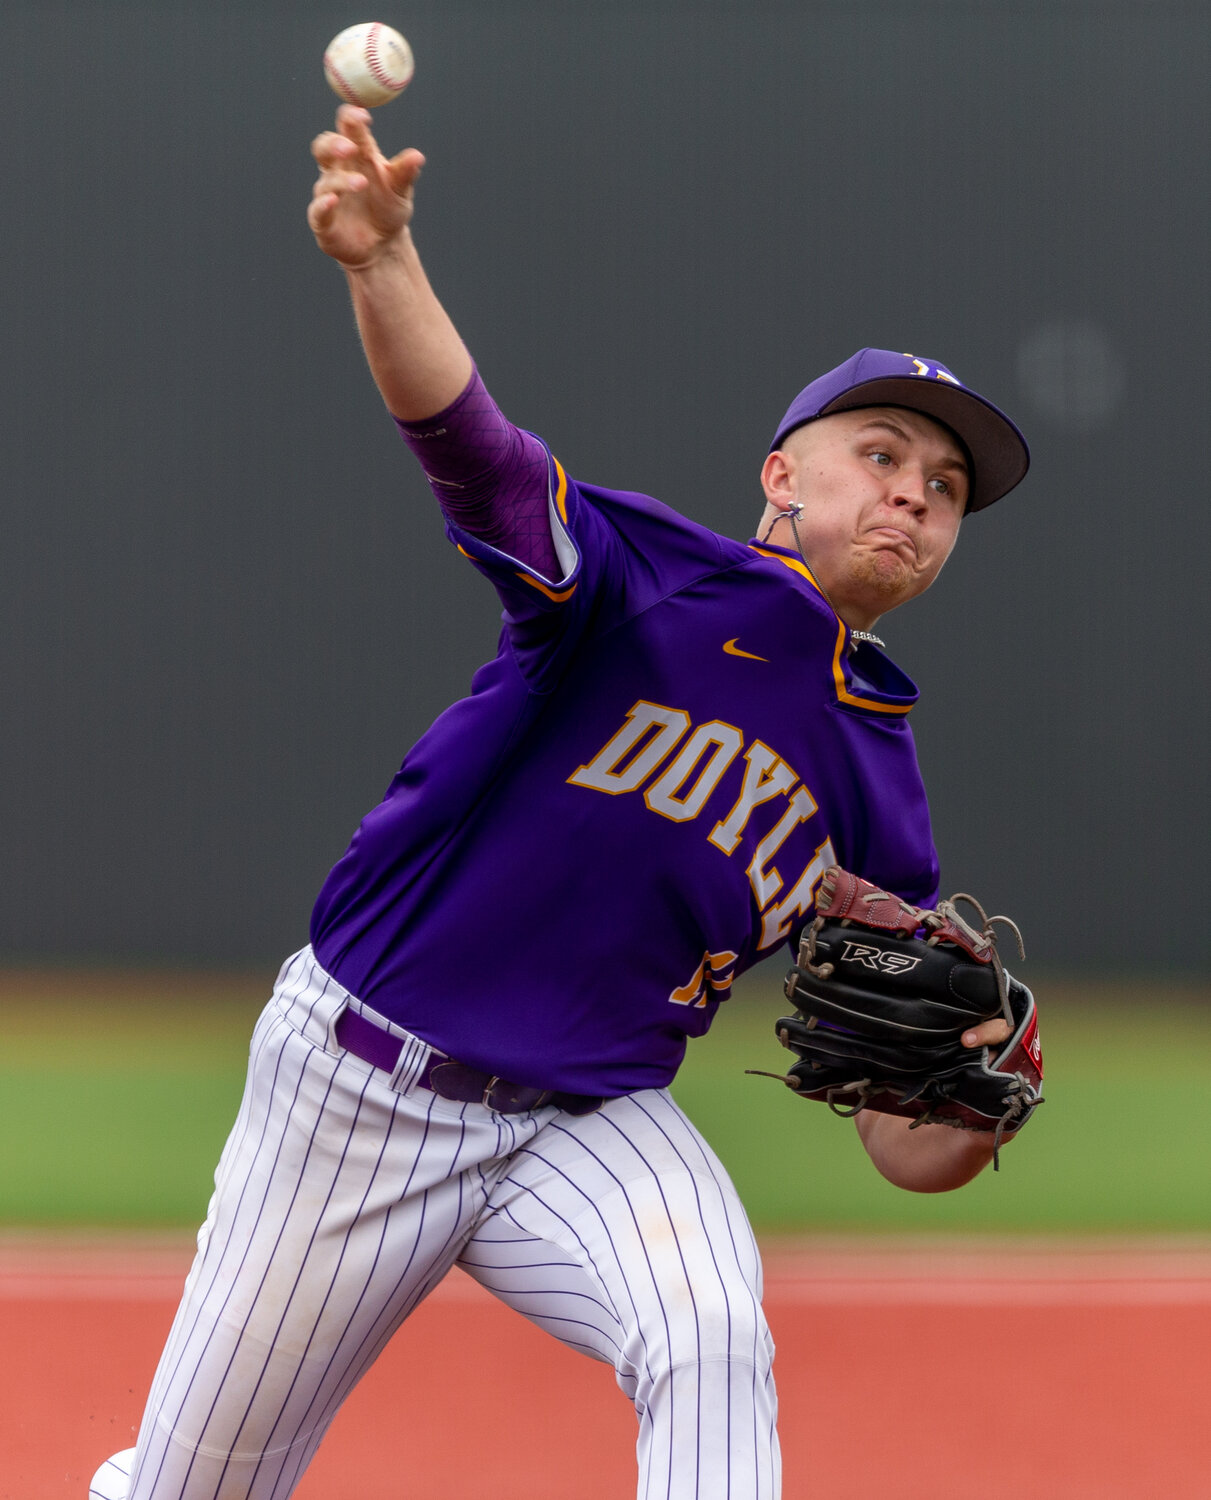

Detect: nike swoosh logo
723,638,769,662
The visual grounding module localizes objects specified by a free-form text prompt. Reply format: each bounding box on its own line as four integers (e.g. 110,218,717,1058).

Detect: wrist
340,227,415,277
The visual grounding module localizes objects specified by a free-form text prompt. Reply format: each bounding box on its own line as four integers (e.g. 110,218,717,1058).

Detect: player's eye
929,476,950,495
869,450,893,467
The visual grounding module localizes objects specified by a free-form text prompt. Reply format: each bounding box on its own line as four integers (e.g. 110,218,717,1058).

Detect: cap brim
820,376,1030,511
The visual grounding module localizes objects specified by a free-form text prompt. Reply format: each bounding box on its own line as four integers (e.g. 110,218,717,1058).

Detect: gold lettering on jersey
758,838,837,950
708,742,797,854
747,785,819,908
568,701,690,795
668,949,739,1007
572,703,837,965
645,721,744,822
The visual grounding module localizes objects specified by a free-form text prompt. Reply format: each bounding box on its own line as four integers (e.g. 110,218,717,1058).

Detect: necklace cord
783,508,885,651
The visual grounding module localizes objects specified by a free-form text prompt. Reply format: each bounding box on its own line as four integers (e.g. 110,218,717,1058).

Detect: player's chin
847,548,919,608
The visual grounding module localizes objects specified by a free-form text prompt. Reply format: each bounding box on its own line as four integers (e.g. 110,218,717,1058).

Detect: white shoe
89,1448,136,1500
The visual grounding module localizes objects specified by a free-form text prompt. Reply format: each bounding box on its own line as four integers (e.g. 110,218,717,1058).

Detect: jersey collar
747,539,919,716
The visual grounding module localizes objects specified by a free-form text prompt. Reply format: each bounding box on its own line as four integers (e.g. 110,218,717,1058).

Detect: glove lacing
922,892,1026,1028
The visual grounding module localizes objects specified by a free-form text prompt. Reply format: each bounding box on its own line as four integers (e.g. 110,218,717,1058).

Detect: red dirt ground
4,1235,1210,1499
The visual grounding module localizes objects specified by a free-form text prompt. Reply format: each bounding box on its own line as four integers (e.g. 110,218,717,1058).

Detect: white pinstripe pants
121,949,780,1500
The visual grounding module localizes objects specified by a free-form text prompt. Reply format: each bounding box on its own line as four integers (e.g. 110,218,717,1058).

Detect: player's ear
760,449,796,509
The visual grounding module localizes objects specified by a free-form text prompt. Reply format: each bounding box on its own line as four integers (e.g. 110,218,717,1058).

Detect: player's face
760,406,969,629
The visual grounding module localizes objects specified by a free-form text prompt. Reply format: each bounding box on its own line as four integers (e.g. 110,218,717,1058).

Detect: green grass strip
1,972,1208,1232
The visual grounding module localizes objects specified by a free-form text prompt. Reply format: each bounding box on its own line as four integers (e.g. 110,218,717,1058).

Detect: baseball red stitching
324,54,360,104
365,22,410,91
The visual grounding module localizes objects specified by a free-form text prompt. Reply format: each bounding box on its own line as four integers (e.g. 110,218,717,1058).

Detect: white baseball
323,23,414,108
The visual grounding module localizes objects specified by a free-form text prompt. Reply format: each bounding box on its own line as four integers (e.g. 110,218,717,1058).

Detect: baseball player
92,106,1031,1500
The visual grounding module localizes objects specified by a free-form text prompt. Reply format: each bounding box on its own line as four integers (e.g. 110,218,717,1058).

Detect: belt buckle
481,1075,554,1113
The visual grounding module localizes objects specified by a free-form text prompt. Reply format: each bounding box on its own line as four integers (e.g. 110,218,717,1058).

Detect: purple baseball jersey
310,445,940,1096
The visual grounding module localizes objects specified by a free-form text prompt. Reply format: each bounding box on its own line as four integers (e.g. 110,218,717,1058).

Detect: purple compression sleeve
394,368,560,579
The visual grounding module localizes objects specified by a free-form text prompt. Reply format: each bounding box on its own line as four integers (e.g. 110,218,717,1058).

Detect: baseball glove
753,866,1043,1166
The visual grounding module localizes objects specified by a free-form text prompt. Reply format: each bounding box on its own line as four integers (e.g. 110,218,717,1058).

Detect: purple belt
333,1006,603,1116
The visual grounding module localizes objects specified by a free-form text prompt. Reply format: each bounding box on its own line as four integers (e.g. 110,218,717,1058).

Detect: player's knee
694,1285,772,1369
632,1280,771,1375
629,1320,777,1436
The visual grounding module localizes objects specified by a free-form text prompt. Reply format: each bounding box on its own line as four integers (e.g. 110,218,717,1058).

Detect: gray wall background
1,0,1206,967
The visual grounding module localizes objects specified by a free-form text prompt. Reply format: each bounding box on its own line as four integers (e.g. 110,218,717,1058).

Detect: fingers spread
337,104,378,150
306,193,338,232
310,168,367,202
388,147,425,171
386,147,425,192
311,130,359,167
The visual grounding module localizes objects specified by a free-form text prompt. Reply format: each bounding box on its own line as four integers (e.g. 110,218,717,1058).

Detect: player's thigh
468,1089,772,1382
132,966,520,1498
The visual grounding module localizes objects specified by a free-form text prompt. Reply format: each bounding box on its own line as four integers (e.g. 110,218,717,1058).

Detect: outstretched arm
308,105,471,421
307,107,559,579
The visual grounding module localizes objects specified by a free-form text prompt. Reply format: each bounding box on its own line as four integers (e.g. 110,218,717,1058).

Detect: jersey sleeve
394,368,561,579
443,439,738,693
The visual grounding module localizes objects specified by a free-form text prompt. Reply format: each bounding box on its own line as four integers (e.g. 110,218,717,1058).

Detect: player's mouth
865,525,919,558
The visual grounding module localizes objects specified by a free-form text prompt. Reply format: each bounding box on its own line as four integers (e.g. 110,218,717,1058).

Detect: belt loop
388,1032,431,1096
326,997,350,1055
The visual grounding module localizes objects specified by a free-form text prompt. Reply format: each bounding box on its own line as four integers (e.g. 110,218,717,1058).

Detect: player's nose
887,467,930,515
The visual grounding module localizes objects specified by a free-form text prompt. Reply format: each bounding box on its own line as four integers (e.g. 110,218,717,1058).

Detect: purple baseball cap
770,348,1029,512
